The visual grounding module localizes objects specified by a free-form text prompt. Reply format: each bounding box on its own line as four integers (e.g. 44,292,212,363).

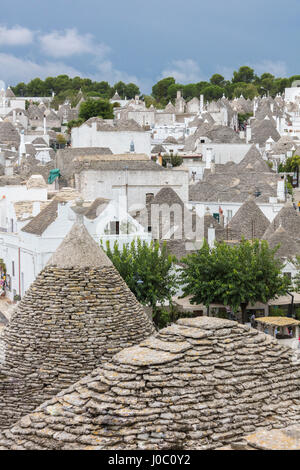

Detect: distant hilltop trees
11,66,300,109
12,76,140,109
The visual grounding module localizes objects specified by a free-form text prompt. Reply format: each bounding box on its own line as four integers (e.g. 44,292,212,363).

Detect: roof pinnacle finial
71,198,86,224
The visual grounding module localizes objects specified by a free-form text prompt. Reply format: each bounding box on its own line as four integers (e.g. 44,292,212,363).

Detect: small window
110,221,120,235
12,261,15,277
148,226,152,233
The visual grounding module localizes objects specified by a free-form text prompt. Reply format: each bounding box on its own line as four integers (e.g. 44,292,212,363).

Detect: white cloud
160,59,205,83
93,60,139,85
217,60,288,80
251,60,288,78
0,26,146,90
0,25,34,46
0,53,82,85
39,28,110,58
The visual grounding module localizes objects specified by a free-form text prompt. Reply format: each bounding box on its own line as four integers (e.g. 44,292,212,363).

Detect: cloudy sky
0,0,299,92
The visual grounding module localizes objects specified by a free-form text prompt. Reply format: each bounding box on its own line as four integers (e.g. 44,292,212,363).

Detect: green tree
279,155,300,173
180,239,290,323
202,85,224,101
152,77,176,102
113,81,127,98
232,66,255,84
294,255,300,294
26,78,47,96
238,112,253,127
233,83,258,99
182,83,198,101
260,73,275,81
12,82,27,97
162,154,183,167
166,83,183,102
278,155,300,189
79,98,114,121
125,83,140,99
143,95,164,109
210,74,226,87
104,239,178,327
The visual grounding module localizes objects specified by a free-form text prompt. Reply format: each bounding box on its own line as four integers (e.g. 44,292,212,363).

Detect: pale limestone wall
72,127,151,156
76,169,189,208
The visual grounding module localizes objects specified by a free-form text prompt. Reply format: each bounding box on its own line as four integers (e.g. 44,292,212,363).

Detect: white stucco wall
71,124,151,156
0,185,47,202
75,168,189,209
202,144,252,165
285,87,300,103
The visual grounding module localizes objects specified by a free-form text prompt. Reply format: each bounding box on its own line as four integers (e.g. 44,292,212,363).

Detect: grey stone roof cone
0,222,154,430
47,222,113,269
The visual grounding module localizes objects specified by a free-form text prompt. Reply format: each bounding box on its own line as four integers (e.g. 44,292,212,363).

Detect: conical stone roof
0,121,20,146
266,226,300,259
1,316,300,450
0,223,154,430
5,87,15,98
48,223,112,269
226,199,270,240
237,145,271,173
263,204,300,241
251,119,280,146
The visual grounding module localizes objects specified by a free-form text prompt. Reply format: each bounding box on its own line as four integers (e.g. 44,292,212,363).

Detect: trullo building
0,222,154,430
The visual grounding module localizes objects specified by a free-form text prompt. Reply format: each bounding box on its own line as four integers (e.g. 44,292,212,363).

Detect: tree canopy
11,75,140,109
180,239,290,323
278,155,300,173
104,239,178,327
294,256,300,295
78,98,114,121
10,65,299,110
162,154,183,168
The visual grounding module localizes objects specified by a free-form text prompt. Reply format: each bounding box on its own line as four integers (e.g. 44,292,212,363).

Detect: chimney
270,103,274,113
43,115,47,135
177,90,182,100
208,225,216,248
219,213,225,227
32,202,41,217
277,178,285,201
205,148,213,169
19,130,26,160
12,110,16,123
246,125,252,144
4,161,13,176
145,193,154,206
200,94,204,113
